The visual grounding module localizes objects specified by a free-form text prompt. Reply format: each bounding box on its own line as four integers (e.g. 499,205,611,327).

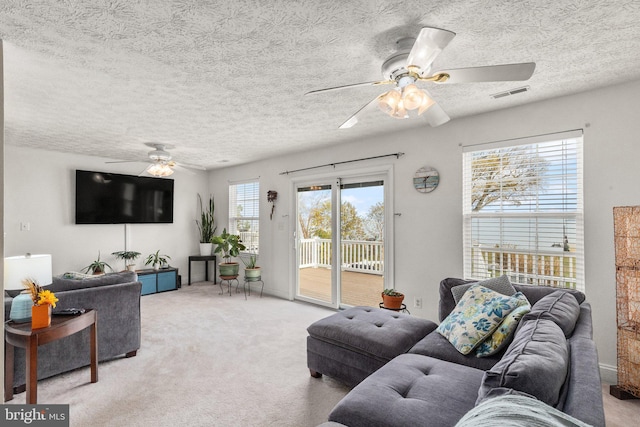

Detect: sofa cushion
329,354,485,427
451,275,516,304
47,271,138,293
521,290,580,337
437,285,522,355
307,306,437,361
478,319,569,407
475,293,531,357
439,278,586,323
409,330,504,371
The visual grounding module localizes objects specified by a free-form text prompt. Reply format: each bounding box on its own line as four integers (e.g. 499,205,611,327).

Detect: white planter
199,243,213,256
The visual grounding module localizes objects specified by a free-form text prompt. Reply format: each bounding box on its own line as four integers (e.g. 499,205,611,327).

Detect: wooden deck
298,267,383,307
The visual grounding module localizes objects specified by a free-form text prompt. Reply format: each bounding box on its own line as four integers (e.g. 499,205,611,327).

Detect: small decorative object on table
382,288,405,309
21,278,59,329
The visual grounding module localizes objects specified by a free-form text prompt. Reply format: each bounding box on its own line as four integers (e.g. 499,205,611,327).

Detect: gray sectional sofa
4,271,142,394
309,277,605,427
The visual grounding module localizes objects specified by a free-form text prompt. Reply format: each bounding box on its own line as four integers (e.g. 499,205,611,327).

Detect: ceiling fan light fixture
377,89,402,116
402,84,424,110
417,93,435,115
147,163,174,177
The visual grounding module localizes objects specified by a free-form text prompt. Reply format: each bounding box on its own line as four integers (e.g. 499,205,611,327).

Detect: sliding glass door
295,175,387,308
297,183,333,304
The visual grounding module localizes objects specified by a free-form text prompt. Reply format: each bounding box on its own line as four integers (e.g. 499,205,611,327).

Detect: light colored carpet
5,282,350,426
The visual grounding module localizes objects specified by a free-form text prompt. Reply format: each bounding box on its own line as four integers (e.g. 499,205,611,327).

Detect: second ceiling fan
305,26,536,128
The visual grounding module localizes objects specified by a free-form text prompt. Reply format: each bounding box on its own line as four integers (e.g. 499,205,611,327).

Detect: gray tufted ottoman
307,306,437,387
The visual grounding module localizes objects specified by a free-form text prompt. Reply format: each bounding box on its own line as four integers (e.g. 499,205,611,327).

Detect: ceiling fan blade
433,62,536,84
139,165,152,177
175,161,206,171
407,27,456,71
421,99,450,127
305,80,393,96
105,160,143,164
339,96,380,129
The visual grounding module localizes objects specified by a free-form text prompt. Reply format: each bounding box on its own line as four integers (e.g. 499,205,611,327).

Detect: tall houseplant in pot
212,228,246,278
196,194,216,256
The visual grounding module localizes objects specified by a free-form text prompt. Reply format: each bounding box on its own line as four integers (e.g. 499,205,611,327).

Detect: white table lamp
4,254,53,322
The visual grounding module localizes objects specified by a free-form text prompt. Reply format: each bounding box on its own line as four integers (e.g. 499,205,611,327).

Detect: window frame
462,130,584,291
228,179,260,255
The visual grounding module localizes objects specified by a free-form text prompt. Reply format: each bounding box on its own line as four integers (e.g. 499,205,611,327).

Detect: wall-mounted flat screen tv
75,170,174,224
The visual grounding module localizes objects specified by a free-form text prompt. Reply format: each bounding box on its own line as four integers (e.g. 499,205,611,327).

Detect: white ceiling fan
106,143,206,177
305,26,536,128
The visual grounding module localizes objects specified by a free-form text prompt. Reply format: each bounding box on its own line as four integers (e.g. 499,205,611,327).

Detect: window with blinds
229,181,260,253
462,131,584,290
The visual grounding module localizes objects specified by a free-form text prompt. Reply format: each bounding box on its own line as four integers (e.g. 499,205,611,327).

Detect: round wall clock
413,166,440,193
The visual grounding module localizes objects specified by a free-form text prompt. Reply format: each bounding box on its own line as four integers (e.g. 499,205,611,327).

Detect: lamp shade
4,254,53,290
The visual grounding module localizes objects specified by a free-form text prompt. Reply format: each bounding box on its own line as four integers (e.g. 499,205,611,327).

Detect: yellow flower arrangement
37,289,59,308
21,278,59,307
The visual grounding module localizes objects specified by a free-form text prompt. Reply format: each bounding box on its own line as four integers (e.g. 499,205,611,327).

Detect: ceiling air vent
490,86,530,99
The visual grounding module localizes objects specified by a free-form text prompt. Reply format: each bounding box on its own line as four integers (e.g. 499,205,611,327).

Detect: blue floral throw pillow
436,284,521,355
475,293,531,357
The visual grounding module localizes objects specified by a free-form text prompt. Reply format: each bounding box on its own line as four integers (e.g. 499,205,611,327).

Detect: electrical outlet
414,297,422,309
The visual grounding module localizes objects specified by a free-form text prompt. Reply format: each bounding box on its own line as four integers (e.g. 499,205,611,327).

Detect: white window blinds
462,131,584,290
229,181,260,253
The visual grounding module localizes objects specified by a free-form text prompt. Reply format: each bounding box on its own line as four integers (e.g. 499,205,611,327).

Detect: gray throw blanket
455,394,592,427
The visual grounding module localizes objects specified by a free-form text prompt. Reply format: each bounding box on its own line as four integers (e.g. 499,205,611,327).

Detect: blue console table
137,268,179,295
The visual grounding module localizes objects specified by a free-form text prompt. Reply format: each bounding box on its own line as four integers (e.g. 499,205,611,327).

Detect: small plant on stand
212,228,246,278
112,251,141,271
241,253,261,280
83,252,112,275
381,288,405,310
145,250,171,271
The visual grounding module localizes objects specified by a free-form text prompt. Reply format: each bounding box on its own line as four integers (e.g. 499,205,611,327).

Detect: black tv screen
75,170,174,224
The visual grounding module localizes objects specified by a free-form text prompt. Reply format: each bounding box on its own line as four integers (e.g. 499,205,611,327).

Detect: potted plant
212,228,246,277
112,250,141,272
241,253,261,280
83,252,112,275
145,250,171,271
196,194,216,255
381,288,405,310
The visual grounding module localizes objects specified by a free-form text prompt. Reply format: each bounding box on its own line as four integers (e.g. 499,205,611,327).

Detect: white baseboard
599,363,617,384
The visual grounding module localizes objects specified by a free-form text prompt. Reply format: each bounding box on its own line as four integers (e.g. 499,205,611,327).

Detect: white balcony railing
299,238,384,275
471,245,577,289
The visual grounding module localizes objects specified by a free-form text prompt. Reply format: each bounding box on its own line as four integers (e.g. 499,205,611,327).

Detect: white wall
3,147,210,283
207,79,640,382
5,79,639,382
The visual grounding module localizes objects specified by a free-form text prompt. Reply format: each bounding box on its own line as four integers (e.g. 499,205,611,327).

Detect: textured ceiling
1,0,640,170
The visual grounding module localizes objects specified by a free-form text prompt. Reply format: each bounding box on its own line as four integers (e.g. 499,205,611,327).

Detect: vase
244,267,261,280
219,262,239,278
32,304,52,329
9,291,34,323
381,293,404,310
199,243,213,256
